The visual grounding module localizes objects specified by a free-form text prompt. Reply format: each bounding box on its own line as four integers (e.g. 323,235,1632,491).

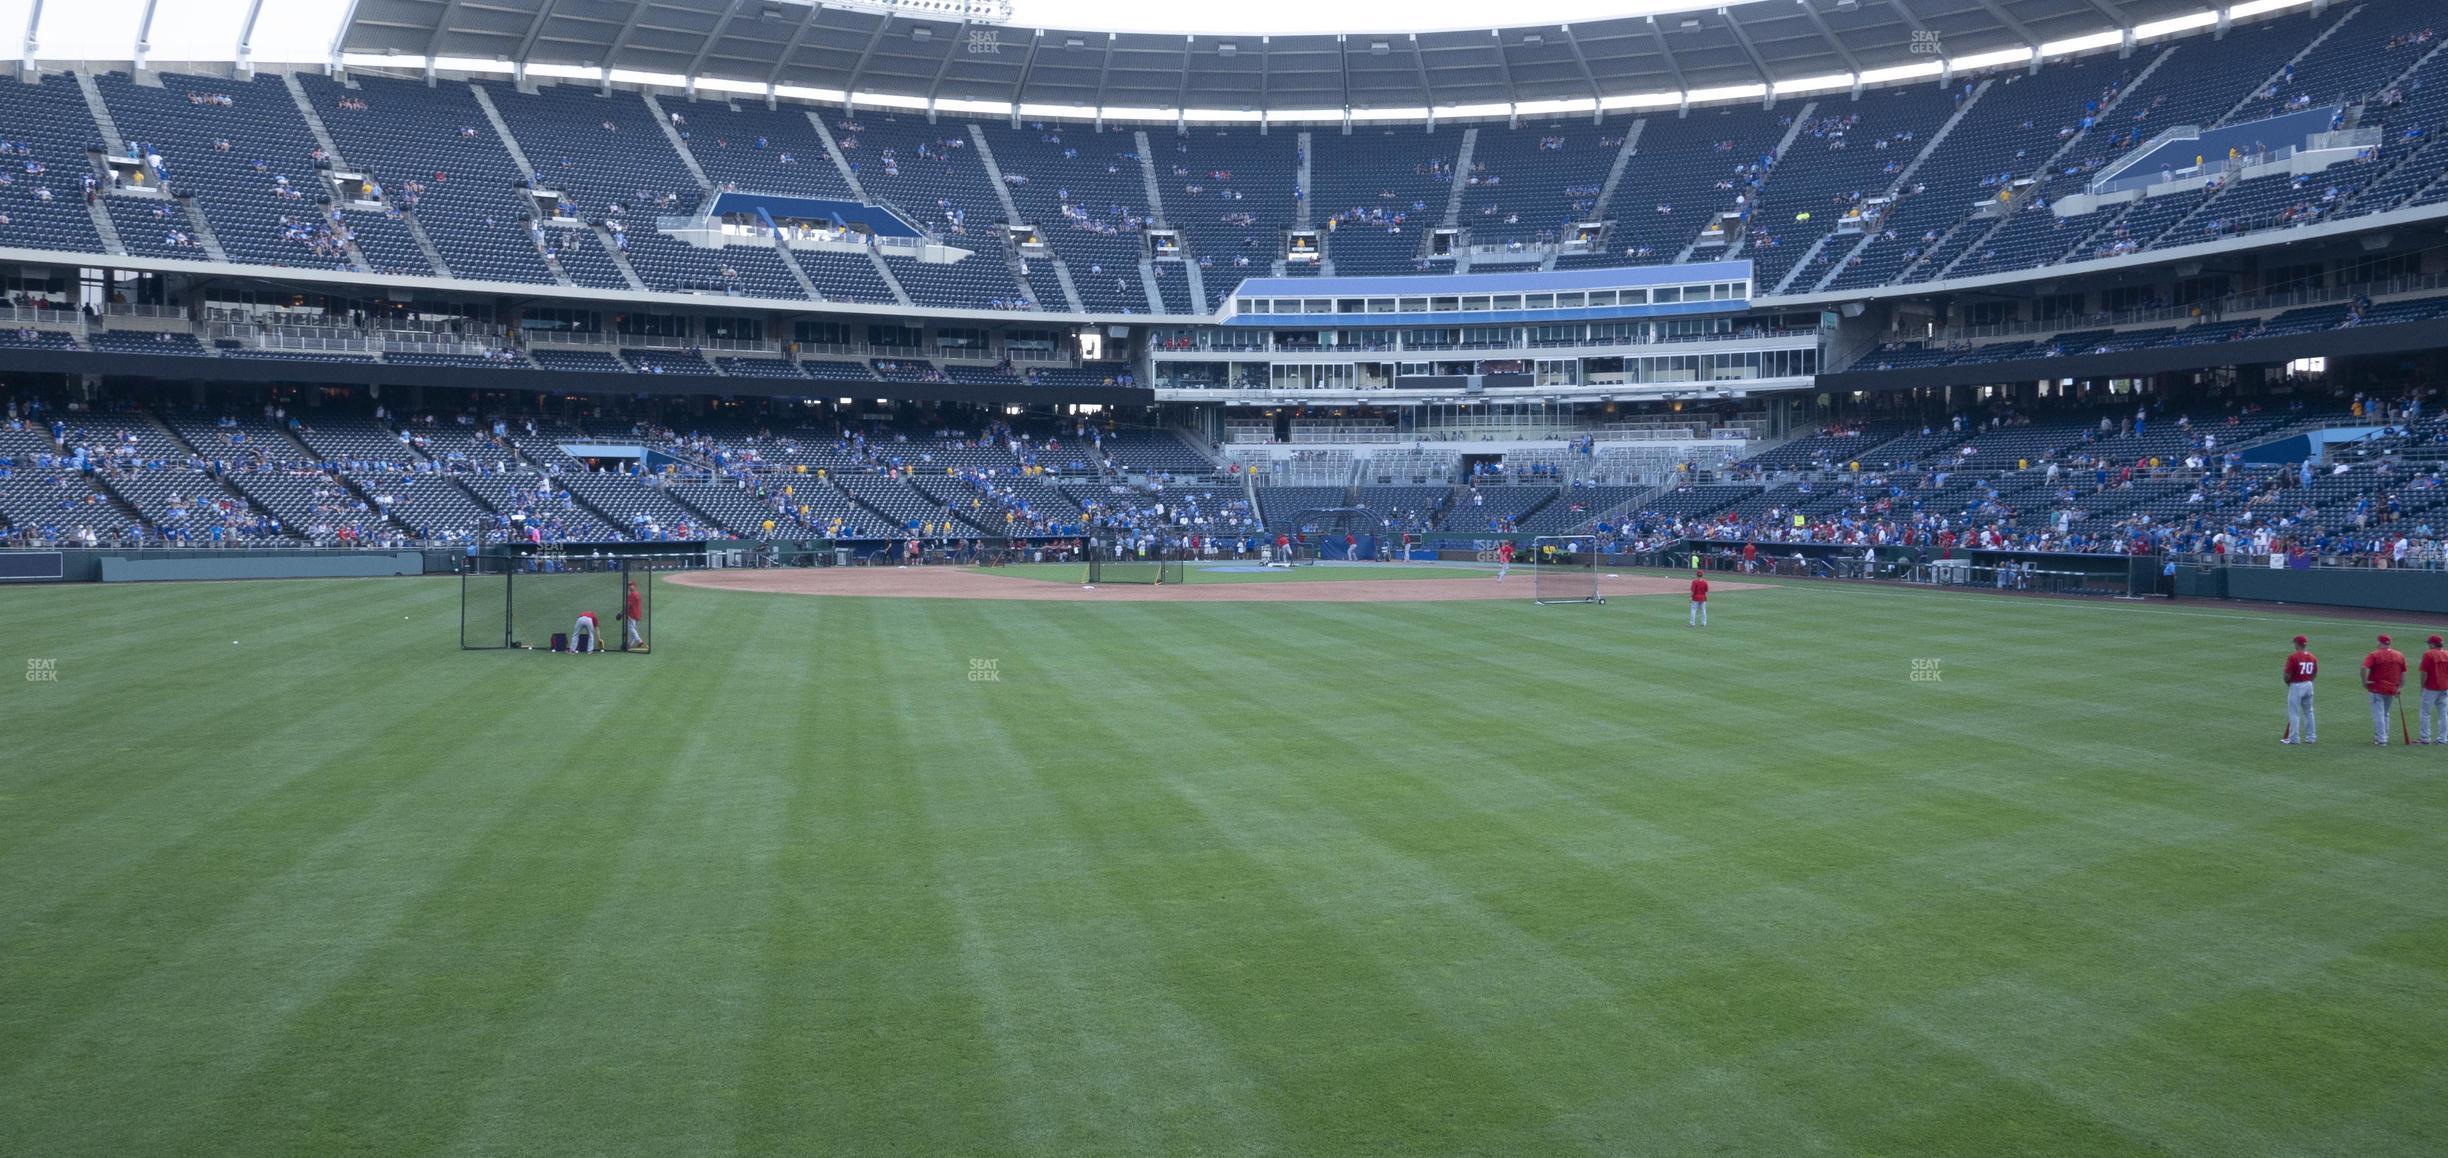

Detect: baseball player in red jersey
2419,634,2448,745
2282,634,2317,744
620,578,645,651
572,611,599,654
1496,539,1516,581
2362,633,2408,745
1689,571,1709,627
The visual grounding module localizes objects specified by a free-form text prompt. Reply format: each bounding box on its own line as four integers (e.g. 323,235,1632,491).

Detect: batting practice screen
460,556,654,652
1532,536,1602,605
1087,543,1183,585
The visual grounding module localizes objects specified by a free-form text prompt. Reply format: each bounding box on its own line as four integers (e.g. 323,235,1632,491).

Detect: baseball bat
2402,700,2413,746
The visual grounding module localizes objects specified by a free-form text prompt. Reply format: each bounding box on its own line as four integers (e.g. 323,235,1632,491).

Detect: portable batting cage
1532,535,1603,604
1086,541,1183,585
1289,508,1382,562
460,553,665,652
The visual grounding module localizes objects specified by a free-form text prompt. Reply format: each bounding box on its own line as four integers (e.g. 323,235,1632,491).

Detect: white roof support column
1007,29,1041,127
1175,36,1194,127
842,14,895,113
1718,11,1776,108
1257,35,1270,134
512,0,564,88
764,1,820,96
1560,24,1604,124
236,0,267,77
1967,0,2047,72
922,19,974,119
1489,30,1520,128
21,0,41,80
682,0,746,98
1645,16,1688,114
132,0,160,71
1091,32,1114,130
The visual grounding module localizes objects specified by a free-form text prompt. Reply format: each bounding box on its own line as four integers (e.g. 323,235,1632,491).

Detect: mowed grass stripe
735,594,1008,1153
889,602,1293,1154
2,657,563,1155
0,578,459,825
961,602,1590,1154
0,580,478,926
152,639,687,1153
448,590,798,1155
0,585,542,1065
1042,602,1851,1152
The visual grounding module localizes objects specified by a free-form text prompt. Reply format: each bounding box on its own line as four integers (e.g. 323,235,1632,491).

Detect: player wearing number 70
2281,634,2317,745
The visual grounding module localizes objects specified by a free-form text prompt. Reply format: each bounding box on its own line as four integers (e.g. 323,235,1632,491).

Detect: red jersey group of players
2282,631,2448,746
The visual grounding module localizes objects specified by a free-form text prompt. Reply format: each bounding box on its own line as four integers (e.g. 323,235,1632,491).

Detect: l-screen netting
1090,543,1180,585
460,564,511,648
1532,536,1601,604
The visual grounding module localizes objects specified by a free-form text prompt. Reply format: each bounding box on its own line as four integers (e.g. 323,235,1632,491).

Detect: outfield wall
2177,563,2448,614
0,548,471,584
97,551,428,583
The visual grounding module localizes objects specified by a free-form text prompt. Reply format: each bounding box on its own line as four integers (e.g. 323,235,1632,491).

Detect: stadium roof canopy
16,0,2305,121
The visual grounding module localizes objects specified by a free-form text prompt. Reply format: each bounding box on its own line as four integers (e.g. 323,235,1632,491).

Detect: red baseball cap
2430,635,2444,646
2293,635,2307,645
2378,634,2391,644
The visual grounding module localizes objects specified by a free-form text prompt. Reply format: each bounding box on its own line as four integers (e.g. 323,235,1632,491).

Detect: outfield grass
2,574,2444,1156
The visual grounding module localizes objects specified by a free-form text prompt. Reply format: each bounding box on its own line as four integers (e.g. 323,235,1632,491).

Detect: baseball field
3,564,2443,1156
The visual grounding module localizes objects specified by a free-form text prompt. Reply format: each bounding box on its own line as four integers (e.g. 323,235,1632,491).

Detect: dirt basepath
672,566,1764,604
